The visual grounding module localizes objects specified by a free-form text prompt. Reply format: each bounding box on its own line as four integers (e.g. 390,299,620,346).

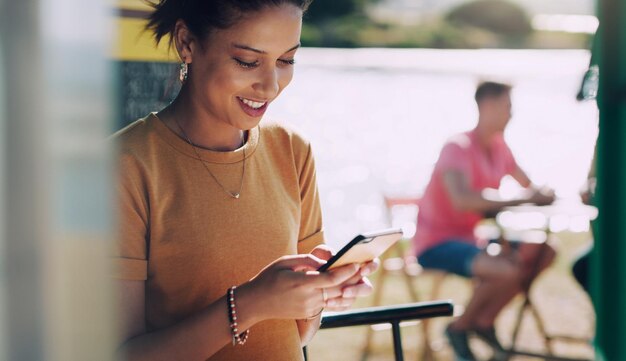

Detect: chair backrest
305,300,454,361
382,195,420,263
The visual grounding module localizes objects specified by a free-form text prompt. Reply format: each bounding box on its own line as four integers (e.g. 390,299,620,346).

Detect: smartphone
317,228,403,272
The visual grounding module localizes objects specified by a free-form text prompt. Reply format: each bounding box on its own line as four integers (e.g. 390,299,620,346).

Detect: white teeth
240,97,266,109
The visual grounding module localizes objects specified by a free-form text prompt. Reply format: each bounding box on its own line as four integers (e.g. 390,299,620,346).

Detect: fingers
310,244,334,262
319,285,344,300
324,260,379,289
340,272,363,288
320,276,373,312
323,281,372,311
306,263,360,288
306,260,379,289
324,296,355,311
275,254,327,272
341,277,373,299
360,259,380,276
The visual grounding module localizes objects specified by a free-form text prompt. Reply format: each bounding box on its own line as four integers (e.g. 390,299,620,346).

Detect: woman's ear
173,19,195,63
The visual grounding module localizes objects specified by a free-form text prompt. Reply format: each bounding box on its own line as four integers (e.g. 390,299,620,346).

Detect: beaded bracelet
227,286,250,346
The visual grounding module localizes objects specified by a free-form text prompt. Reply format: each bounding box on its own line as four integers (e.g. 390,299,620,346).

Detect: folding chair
492,211,594,361
360,196,458,361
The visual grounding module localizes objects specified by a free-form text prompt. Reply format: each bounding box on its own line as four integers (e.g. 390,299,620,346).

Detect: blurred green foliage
301,0,590,49
302,0,376,47
445,0,532,47
304,0,363,23
446,0,532,36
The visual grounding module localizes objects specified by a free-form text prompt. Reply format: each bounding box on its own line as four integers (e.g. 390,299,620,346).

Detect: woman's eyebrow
232,43,301,54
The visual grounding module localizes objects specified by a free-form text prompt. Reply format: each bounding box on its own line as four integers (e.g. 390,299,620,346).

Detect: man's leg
420,242,495,360
420,242,521,360
448,252,520,331
443,251,520,360
471,242,556,328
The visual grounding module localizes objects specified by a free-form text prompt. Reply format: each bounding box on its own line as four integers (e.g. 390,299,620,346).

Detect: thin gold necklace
174,119,246,199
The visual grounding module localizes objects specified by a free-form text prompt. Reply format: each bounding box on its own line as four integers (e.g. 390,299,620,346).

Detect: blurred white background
268,48,598,248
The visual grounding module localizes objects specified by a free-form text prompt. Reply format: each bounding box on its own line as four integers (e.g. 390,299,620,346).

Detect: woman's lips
237,97,269,117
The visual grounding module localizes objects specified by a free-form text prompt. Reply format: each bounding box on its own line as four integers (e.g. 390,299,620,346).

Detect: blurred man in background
413,81,556,361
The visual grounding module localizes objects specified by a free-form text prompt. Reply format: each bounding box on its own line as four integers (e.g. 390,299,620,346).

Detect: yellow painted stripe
116,0,153,11
112,17,177,62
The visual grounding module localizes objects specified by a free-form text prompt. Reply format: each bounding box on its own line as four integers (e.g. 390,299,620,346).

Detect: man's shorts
417,240,481,278
417,239,522,278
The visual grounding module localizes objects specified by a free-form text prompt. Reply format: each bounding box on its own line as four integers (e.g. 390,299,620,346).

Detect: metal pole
0,1,115,360
594,0,626,360
0,1,46,359
391,322,404,361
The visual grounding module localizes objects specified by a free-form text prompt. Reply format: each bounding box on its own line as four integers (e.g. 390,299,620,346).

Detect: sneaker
445,324,477,361
473,327,508,361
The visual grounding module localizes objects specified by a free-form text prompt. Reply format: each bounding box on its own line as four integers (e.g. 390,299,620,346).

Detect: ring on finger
306,307,324,321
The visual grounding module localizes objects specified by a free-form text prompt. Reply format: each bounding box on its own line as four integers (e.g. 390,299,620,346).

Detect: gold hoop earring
179,62,189,83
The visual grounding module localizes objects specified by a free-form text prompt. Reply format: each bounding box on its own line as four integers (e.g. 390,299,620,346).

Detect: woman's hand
246,254,360,320
310,245,379,312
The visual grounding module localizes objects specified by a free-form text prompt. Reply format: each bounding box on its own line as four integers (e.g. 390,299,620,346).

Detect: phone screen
317,228,403,272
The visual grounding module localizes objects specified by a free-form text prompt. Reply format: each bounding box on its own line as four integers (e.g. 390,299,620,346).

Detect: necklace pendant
173,117,246,200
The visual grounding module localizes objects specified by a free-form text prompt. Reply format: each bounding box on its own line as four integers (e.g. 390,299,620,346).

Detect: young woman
112,1,376,360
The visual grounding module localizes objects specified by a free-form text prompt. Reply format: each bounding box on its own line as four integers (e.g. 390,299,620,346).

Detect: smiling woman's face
182,4,303,131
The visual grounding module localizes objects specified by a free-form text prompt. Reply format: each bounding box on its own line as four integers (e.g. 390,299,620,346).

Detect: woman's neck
159,87,245,152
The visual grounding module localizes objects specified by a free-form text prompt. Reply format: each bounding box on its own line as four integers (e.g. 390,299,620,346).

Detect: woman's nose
253,67,280,99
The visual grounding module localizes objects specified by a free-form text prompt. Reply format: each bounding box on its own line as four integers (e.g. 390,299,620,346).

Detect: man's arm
442,170,553,215
511,166,532,188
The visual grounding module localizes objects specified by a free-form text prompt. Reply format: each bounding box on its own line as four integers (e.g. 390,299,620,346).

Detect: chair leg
418,272,448,361
527,298,554,355
361,236,453,361
402,271,420,302
397,264,434,361
511,295,555,355
401,271,435,360
361,267,389,361
429,273,446,301
523,242,555,356
361,325,374,361
510,296,527,350
419,318,435,361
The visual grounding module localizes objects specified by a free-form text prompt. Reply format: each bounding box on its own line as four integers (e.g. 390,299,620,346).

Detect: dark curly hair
146,0,313,45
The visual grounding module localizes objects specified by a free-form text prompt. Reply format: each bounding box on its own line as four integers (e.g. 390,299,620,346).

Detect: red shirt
413,129,518,256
